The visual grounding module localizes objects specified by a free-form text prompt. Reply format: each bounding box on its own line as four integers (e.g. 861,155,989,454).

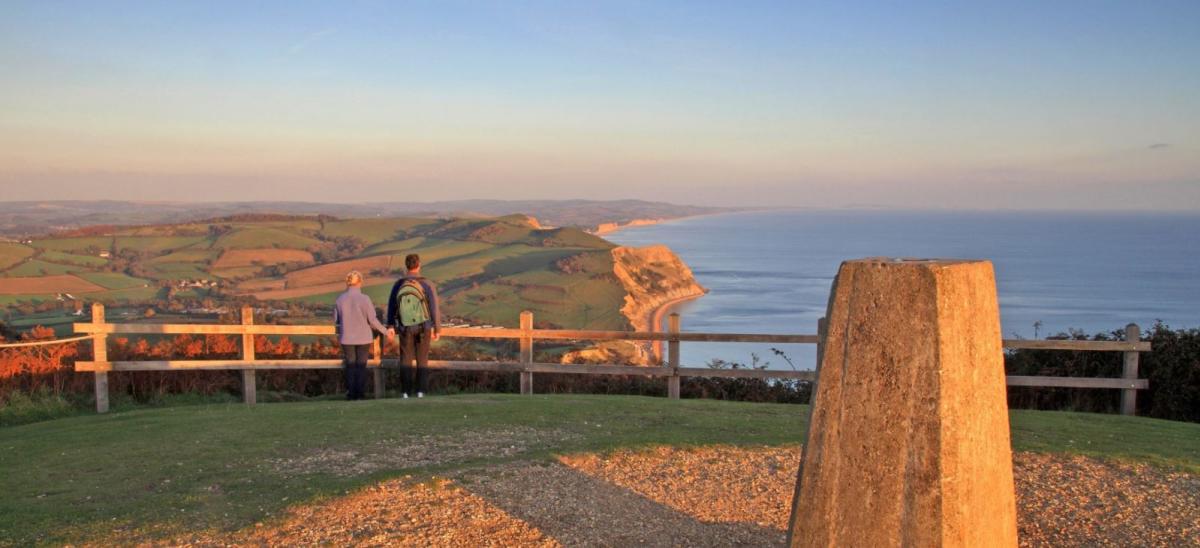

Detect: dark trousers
341,343,370,400
399,326,431,396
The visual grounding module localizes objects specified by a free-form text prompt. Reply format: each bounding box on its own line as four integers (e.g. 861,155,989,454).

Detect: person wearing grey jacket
333,271,392,400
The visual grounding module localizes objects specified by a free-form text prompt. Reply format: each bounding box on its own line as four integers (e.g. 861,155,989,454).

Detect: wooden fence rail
73,304,1150,415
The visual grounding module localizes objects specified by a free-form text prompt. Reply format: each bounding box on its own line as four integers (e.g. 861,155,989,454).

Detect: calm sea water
606,210,1200,370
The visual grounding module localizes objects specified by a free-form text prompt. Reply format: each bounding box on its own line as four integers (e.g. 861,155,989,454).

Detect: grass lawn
0,395,1197,544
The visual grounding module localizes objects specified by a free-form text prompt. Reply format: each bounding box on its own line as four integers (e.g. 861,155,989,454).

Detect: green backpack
396,278,430,327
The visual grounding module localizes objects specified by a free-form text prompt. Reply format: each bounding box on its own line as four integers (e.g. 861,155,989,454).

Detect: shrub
1005,322,1200,423
0,389,80,426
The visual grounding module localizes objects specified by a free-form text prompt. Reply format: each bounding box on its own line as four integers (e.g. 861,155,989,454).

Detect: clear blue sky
1,0,1197,209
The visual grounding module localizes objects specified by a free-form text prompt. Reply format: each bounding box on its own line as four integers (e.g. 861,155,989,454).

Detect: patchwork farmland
0,215,696,331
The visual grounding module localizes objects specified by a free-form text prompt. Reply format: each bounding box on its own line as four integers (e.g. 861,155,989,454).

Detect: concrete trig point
789,258,1018,547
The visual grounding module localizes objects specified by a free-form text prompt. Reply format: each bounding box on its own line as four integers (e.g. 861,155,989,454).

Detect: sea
605,209,1200,371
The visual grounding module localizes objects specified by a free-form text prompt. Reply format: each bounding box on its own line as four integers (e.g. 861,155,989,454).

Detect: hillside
0,200,732,238
0,215,703,332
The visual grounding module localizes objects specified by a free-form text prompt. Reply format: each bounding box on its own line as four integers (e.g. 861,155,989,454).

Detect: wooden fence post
91,303,110,414
1121,323,1141,416
373,335,385,399
240,306,256,406
667,313,681,399
519,311,533,395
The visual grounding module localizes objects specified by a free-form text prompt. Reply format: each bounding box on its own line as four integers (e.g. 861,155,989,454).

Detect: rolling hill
0,199,733,238
0,214,705,332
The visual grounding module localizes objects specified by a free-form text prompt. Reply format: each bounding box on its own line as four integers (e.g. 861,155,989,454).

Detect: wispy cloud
289,28,337,54
1148,143,1171,150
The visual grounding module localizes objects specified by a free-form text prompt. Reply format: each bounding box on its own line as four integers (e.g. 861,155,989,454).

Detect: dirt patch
264,427,579,477
213,248,314,269
167,477,555,547
0,274,105,295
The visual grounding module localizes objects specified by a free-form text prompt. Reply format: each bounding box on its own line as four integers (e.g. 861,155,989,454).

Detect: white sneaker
402,393,409,399
417,392,424,398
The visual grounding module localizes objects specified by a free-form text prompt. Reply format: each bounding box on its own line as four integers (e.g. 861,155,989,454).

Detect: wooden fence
73,304,1151,415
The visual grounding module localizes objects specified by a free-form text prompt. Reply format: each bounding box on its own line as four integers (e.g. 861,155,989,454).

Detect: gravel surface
166,477,554,547
155,446,1198,547
1013,452,1200,546
455,460,780,546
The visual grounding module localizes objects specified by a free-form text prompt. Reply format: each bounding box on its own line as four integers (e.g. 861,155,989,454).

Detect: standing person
333,271,392,400
387,254,441,398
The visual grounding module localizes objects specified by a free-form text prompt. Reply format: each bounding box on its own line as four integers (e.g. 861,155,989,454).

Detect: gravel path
161,446,1199,547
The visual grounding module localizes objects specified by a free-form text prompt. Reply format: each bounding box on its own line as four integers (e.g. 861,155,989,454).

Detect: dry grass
284,256,394,288
213,249,314,269
0,274,105,295
247,277,390,300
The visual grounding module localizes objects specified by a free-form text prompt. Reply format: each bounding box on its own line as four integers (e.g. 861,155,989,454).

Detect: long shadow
455,460,785,547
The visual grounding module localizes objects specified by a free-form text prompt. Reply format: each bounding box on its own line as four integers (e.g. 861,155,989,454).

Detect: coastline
593,210,745,237
648,291,706,361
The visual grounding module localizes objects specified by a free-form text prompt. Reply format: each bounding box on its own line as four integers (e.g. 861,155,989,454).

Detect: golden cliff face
611,245,707,332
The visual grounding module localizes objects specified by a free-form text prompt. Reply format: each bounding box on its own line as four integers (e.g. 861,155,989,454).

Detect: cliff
591,218,663,236
611,245,707,333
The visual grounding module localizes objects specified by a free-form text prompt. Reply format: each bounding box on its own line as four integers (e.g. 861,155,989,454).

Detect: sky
1,1,1198,210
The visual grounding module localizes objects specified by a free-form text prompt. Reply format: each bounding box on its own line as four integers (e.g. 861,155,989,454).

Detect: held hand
387,327,396,339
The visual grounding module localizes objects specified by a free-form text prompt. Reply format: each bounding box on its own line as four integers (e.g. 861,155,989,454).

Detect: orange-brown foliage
0,326,83,397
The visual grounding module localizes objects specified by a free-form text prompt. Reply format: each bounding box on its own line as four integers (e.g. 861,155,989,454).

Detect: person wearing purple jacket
333,271,392,400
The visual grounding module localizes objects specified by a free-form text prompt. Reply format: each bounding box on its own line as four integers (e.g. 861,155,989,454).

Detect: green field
321,218,427,245
147,249,219,264
213,227,322,250
3,259,88,277
31,236,114,253
38,250,109,268
0,395,1196,545
4,309,81,336
97,286,162,302
209,266,262,279
0,294,58,306
77,272,150,290
147,262,212,280
0,242,35,270
114,236,206,253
